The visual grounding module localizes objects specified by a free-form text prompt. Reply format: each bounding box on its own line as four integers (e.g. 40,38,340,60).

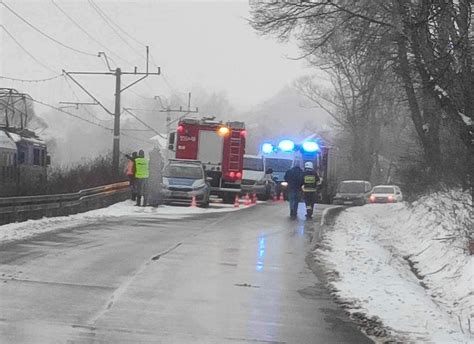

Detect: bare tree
251,0,473,188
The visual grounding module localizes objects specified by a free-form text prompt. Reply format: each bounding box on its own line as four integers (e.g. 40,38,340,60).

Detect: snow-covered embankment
316,190,473,343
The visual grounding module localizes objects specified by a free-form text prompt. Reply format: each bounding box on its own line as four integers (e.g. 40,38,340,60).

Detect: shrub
46,155,126,194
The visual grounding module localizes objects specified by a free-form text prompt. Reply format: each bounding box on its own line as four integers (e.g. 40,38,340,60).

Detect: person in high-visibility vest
134,149,149,206
302,161,320,219
125,151,138,201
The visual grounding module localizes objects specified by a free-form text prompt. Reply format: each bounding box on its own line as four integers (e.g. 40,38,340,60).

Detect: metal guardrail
0,181,130,225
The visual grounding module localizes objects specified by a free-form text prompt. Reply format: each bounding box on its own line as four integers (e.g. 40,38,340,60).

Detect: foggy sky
1,0,309,111
1,0,331,165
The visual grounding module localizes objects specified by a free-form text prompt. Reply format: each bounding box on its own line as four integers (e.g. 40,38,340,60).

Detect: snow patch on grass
316,190,473,343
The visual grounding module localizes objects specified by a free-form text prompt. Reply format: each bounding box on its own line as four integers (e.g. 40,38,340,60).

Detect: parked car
369,185,403,203
161,159,210,207
241,155,276,201
332,180,372,206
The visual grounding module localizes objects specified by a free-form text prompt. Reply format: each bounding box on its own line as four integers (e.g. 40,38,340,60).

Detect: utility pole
113,68,121,171
63,47,160,175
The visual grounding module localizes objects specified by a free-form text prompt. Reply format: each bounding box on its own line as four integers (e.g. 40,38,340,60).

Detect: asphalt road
0,201,372,343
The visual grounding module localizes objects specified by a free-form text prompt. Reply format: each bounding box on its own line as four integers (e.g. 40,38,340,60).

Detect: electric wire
122,108,164,138
0,74,63,83
30,97,112,131
50,0,135,68
1,1,97,57
89,0,146,48
0,25,58,74
61,74,105,122
86,0,165,90
87,0,144,62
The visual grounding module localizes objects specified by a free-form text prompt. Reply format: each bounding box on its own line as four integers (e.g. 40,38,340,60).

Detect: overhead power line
1,1,97,57
50,0,134,67
0,74,63,83
89,0,146,48
0,25,58,74
87,0,144,61
122,107,164,138
61,75,104,122
30,97,112,131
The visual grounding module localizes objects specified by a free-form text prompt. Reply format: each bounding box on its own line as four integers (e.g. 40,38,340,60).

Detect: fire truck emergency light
302,140,320,153
217,126,230,136
278,139,295,152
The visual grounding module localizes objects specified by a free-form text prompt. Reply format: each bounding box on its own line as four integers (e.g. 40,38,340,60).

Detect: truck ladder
229,131,242,171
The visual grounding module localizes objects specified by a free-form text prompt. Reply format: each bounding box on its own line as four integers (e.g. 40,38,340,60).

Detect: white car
369,185,403,203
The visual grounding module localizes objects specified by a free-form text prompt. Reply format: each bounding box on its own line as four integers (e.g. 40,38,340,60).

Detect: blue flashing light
278,139,295,152
262,143,274,154
302,141,320,153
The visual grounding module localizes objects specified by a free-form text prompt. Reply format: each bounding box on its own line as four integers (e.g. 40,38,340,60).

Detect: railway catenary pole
63,48,161,175
113,68,121,172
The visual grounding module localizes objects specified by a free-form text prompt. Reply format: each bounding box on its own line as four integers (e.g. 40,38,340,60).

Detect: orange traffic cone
234,194,240,208
244,193,251,206
190,195,197,208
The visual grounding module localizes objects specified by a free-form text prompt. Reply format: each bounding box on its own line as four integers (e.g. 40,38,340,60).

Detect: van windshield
338,182,365,193
163,165,203,179
265,158,292,172
243,157,264,171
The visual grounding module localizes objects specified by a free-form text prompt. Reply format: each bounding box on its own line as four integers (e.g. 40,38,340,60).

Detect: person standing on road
125,151,138,201
302,161,320,219
284,164,304,219
134,149,149,207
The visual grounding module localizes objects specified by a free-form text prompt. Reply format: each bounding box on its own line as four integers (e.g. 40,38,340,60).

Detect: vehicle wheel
259,188,270,201
222,193,234,204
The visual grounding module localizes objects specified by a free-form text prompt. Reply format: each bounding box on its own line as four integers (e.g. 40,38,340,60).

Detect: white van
241,155,275,200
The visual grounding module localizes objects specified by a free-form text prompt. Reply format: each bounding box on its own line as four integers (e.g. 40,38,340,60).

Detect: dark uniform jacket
303,169,320,193
284,166,304,192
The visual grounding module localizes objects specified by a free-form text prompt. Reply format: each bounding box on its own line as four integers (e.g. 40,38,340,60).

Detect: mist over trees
251,0,473,194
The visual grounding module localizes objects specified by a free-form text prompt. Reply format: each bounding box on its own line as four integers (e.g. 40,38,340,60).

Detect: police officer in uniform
302,161,320,219
134,149,149,206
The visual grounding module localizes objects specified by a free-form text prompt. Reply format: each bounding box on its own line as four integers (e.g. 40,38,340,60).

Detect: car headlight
281,181,288,187
192,180,206,190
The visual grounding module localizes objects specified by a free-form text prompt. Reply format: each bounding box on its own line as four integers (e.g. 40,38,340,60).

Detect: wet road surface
0,202,371,343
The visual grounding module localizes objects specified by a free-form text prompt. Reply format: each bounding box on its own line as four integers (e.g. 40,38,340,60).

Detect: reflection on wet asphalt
0,202,372,343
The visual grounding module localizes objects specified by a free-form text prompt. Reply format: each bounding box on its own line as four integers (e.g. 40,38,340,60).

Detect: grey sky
1,0,309,112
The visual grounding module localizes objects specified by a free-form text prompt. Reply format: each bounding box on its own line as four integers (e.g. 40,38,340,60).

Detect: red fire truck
168,118,246,203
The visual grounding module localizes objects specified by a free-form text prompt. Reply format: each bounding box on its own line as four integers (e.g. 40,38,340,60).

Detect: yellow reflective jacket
134,158,149,179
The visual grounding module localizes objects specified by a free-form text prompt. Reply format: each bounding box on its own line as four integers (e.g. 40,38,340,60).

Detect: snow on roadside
0,200,244,244
316,190,473,343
